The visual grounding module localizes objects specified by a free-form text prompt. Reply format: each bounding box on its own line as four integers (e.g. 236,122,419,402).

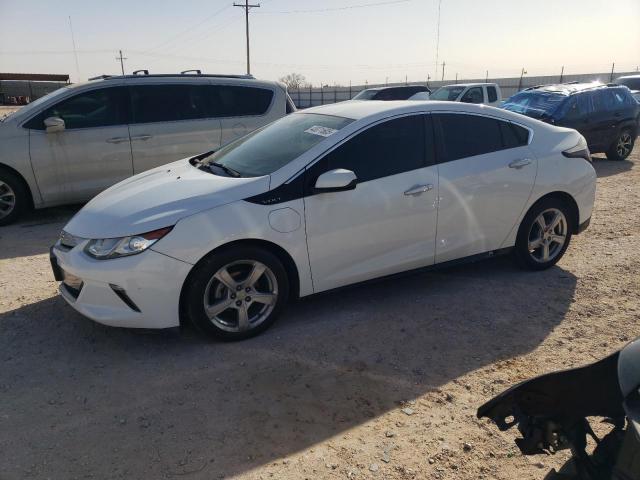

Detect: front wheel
606,129,634,161
184,246,289,340
0,169,29,226
514,199,573,270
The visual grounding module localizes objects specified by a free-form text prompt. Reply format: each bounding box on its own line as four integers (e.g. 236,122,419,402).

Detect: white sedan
51,101,596,340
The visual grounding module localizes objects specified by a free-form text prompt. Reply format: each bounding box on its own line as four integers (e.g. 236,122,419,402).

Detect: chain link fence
290,70,638,108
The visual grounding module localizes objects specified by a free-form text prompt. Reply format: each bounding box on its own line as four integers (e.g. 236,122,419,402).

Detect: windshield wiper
210,162,241,178
189,150,216,165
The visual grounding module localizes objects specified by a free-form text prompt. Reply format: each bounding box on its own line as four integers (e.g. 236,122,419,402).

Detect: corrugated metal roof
0,73,70,81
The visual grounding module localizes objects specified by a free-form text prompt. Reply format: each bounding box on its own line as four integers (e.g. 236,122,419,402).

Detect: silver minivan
0,72,295,225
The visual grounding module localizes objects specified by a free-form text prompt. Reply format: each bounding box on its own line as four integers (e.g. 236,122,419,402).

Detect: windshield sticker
304,125,339,137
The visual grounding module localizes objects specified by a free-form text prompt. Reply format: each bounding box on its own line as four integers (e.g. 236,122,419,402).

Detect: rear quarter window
213,85,274,117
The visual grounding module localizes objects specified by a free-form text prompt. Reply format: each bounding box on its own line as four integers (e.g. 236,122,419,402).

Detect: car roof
302,99,525,121
80,73,284,90
361,85,427,92
437,83,497,88
524,82,618,96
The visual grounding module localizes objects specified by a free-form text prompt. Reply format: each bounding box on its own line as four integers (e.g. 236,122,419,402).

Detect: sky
0,0,638,86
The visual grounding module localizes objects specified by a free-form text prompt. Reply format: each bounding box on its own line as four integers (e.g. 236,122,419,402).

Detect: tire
606,128,634,161
183,246,289,340
0,169,29,226
514,198,574,271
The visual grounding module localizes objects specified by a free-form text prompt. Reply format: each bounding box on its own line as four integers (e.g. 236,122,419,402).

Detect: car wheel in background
606,129,634,161
0,169,29,226
184,246,289,340
514,198,573,271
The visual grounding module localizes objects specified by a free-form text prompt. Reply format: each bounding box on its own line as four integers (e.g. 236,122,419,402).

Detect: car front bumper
50,243,192,329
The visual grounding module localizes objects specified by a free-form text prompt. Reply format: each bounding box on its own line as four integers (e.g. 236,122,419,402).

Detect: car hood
63,158,270,238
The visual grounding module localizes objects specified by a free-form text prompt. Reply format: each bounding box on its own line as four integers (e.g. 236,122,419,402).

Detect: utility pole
234,0,260,75
559,65,564,83
610,62,615,82
518,67,527,91
116,50,127,75
485,70,488,82
441,61,445,81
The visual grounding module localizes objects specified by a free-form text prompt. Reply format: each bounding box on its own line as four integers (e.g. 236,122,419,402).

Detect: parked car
352,85,431,100
502,83,640,161
51,101,596,340
429,83,502,106
614,74,640,102
479,337,640,480
0,72,296,225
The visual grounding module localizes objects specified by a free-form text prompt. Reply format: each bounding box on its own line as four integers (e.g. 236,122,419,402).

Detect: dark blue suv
502,83,639,160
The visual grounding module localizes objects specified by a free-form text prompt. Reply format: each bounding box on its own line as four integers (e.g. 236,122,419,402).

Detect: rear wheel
0,169,29,226
184,246,289,340
514,198,573,270
606,129,634,161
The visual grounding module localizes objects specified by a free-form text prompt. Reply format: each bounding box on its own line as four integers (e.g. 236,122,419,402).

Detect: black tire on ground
0,169,29,226
606,128,635,161
514,197,574,271
183,246,289,341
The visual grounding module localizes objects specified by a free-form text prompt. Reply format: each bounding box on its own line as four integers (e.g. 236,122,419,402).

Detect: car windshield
203,113,353,177
429,86,466,101
502,90,567,119
352,89,379,100
616,77,640,91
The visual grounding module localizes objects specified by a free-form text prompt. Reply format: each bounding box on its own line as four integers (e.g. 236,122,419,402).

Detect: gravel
1,150,639,479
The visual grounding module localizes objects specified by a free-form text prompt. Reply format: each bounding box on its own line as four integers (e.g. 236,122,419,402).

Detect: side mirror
314,168,357,193
44,116,65,133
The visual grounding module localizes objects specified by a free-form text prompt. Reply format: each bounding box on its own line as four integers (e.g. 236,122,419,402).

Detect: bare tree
279,73,310,89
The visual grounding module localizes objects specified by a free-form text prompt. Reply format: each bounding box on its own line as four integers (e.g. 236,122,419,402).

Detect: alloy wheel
616,132,633,158
203,260,278,332
0,181,16,220
527,208,568,263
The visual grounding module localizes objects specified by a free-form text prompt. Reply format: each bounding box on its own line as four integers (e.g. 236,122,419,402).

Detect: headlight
84,227,173,260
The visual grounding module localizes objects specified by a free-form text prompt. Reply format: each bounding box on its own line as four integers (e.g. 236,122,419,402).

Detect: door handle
130,134,152,142
106,136,129,144
404,184,433,196
508,158,532,169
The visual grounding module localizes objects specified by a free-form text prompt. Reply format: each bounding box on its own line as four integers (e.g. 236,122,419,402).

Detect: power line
257,0,410,14
142,4,232,53
234,0,260,75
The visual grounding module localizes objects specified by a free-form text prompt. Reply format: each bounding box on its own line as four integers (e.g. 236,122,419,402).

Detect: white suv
0,72,295,225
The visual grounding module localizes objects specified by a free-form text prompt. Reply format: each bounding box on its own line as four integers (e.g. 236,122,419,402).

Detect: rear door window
591,90,609,113
563,93,592,121
24,87,127,130
487,86,498,103
434,114,504,161
130,84,210,124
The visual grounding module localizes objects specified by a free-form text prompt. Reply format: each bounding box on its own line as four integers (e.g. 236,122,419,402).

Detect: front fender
150,199,314,297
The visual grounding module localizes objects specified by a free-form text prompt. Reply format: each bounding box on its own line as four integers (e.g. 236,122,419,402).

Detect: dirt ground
1,150,639,480
0,106,21,118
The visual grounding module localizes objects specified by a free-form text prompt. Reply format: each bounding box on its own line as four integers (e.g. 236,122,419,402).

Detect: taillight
562,137,591,163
